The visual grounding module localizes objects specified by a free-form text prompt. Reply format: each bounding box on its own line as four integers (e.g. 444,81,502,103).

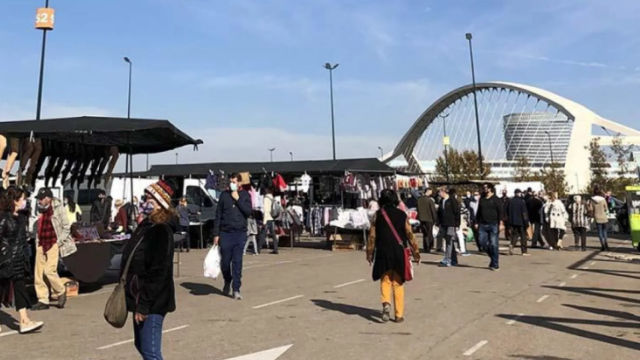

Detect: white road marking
559,282,566,287
537,295,549,303
97,325,189,350
463,340,488,356
0,330,19,338
223,344,293,360
245,254,334,270
589,261,596,266
570,274,579,279
252,295,304,310
582,266,590,270
505,313,523,325
334,279,365,288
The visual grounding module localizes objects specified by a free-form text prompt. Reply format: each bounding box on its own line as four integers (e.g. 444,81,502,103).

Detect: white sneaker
20,321,44,334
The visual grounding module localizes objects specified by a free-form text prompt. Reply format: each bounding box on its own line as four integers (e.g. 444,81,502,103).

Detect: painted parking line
244,254,334,270
97,325,189,350
505,314,523,325
559,282,566,287
463,340,488,356
334,279,365,288
570,274,579,279
0,330,19,338
537,295,549,303
252,295,304,310
589,261,596,266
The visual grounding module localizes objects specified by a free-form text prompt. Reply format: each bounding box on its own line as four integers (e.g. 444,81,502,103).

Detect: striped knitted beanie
145,180,174,209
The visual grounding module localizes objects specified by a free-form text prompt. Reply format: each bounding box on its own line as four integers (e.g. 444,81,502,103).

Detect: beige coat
36,198,77,258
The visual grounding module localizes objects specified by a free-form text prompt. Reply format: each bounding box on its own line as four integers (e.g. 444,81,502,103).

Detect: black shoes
223,282,231,297
57,292,67,309
31,302,49,311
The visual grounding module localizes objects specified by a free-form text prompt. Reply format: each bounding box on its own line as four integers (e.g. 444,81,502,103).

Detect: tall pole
324,63,339,160
440,113,451,182
268,148,275,162
466,33,484,179
35,0,53,121
175,153,178,165
545,131,555,164
289,152,293,162
378,146,383,158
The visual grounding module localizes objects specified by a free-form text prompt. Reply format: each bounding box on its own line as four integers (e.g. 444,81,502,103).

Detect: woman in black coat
366,189,420,323
120,180,176,359
0,187,44,334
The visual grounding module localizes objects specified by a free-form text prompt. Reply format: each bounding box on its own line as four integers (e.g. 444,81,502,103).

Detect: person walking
526,192,545,248
569,195,590,251
590,190,610,251
213,173,252,300
416,188,437,253
506,189,530,256
262,187,280,254
437,187,461,267
545,192,568,250
366,189,420,323
476,183,504,271
121,180,176,360
501,189,511,241
468,191,481,251
32,188,76,311
0,187,44,334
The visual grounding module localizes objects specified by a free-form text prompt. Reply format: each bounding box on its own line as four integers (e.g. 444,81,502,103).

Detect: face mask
474,196,480,201
230,183,238,192
18,202,27,210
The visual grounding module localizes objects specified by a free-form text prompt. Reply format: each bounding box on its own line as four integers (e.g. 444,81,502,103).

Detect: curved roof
389,81,601,159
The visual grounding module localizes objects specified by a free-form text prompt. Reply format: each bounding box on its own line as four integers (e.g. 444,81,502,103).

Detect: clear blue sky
1,0,639,167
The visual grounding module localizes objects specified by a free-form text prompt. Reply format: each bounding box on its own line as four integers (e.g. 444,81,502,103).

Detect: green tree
537,162,569,197
433,148,491,181
586,137,610,194
512,156,537,182
608,134,638,197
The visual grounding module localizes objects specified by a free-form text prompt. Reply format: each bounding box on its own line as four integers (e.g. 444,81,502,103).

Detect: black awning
0,116,203,154
142,158,396,177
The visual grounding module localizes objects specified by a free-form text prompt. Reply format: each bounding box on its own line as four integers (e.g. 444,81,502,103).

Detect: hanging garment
272,174,287,192
239,172,251,186
205,173,217,190
300,174,312,193
217,174,229,191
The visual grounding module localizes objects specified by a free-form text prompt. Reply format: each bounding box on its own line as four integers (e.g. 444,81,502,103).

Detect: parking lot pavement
3,237,640,359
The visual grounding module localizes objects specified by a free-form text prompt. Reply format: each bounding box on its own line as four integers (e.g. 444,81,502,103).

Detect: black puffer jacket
0,212,29,280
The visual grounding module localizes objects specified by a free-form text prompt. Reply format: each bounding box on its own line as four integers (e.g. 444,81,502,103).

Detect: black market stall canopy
0,116,203,154
141,157,397,177
0,116,203,189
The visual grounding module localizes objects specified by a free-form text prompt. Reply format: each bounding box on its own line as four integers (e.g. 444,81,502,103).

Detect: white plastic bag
203,245,221,279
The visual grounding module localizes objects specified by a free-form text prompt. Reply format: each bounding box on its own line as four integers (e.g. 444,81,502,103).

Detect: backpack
270,196,282,219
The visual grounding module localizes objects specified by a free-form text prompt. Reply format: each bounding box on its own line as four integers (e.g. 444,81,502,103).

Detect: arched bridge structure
384,81,640,191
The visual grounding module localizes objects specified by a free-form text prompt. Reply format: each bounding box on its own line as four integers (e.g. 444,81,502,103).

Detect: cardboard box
60,277,79,298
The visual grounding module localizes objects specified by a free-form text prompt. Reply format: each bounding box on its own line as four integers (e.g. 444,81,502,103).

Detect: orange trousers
380,270,404,318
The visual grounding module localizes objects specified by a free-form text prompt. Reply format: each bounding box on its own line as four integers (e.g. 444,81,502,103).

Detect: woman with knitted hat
120,179,177,359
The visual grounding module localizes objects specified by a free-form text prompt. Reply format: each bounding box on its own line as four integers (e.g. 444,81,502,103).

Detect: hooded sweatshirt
590,196,609,224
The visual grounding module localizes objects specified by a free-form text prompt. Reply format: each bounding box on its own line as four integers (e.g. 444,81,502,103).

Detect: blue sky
1,0,639,168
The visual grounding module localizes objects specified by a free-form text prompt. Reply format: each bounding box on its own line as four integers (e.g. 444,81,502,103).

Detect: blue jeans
479,224,500,268
133,314,165,360
596,223,608,246
265,220,278,252
220,232,247,292
443,232,458,266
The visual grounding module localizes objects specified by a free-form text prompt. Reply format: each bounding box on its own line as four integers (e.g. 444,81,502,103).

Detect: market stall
0,115,202,282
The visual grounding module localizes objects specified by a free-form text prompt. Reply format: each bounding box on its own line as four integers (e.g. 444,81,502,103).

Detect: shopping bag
203,245,221,279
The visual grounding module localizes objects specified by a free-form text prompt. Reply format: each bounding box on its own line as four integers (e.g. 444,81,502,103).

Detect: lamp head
465,33,472,40
124,57,131,63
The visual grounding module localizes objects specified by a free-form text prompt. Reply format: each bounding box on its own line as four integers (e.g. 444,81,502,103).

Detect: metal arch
387,81,581,163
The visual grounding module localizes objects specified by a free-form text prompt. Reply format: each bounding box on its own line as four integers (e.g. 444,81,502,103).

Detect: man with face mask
32,188,77,311
213,173,252,300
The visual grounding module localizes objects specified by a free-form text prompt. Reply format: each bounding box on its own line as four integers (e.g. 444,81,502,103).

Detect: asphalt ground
1,236,639,360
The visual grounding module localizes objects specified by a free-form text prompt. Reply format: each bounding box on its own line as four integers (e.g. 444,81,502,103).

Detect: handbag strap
119,226,148,284
380,209,404,248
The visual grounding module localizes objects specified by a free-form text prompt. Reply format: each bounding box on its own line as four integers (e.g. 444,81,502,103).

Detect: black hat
36,187,54,200
514,188,522,195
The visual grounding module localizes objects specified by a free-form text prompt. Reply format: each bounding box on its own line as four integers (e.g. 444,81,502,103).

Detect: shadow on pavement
563,304,640,323
311,299,382,323
0,311,19,331
419,261,485,269
543,285,640,306
181,282,225,296
508,356,574,360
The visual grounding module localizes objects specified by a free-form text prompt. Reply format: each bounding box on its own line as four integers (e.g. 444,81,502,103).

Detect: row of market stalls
135,158,429,251
0,115,202,282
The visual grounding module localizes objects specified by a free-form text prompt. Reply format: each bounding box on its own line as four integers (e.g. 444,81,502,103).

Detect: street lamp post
175,153,178,165
123,57,146,172
545,131,555,165
324,63,339,160
268,148,276,162
35,0,54,122
289,152,293,162
439,113,451,182
465,33,484,179
378,146,383,158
